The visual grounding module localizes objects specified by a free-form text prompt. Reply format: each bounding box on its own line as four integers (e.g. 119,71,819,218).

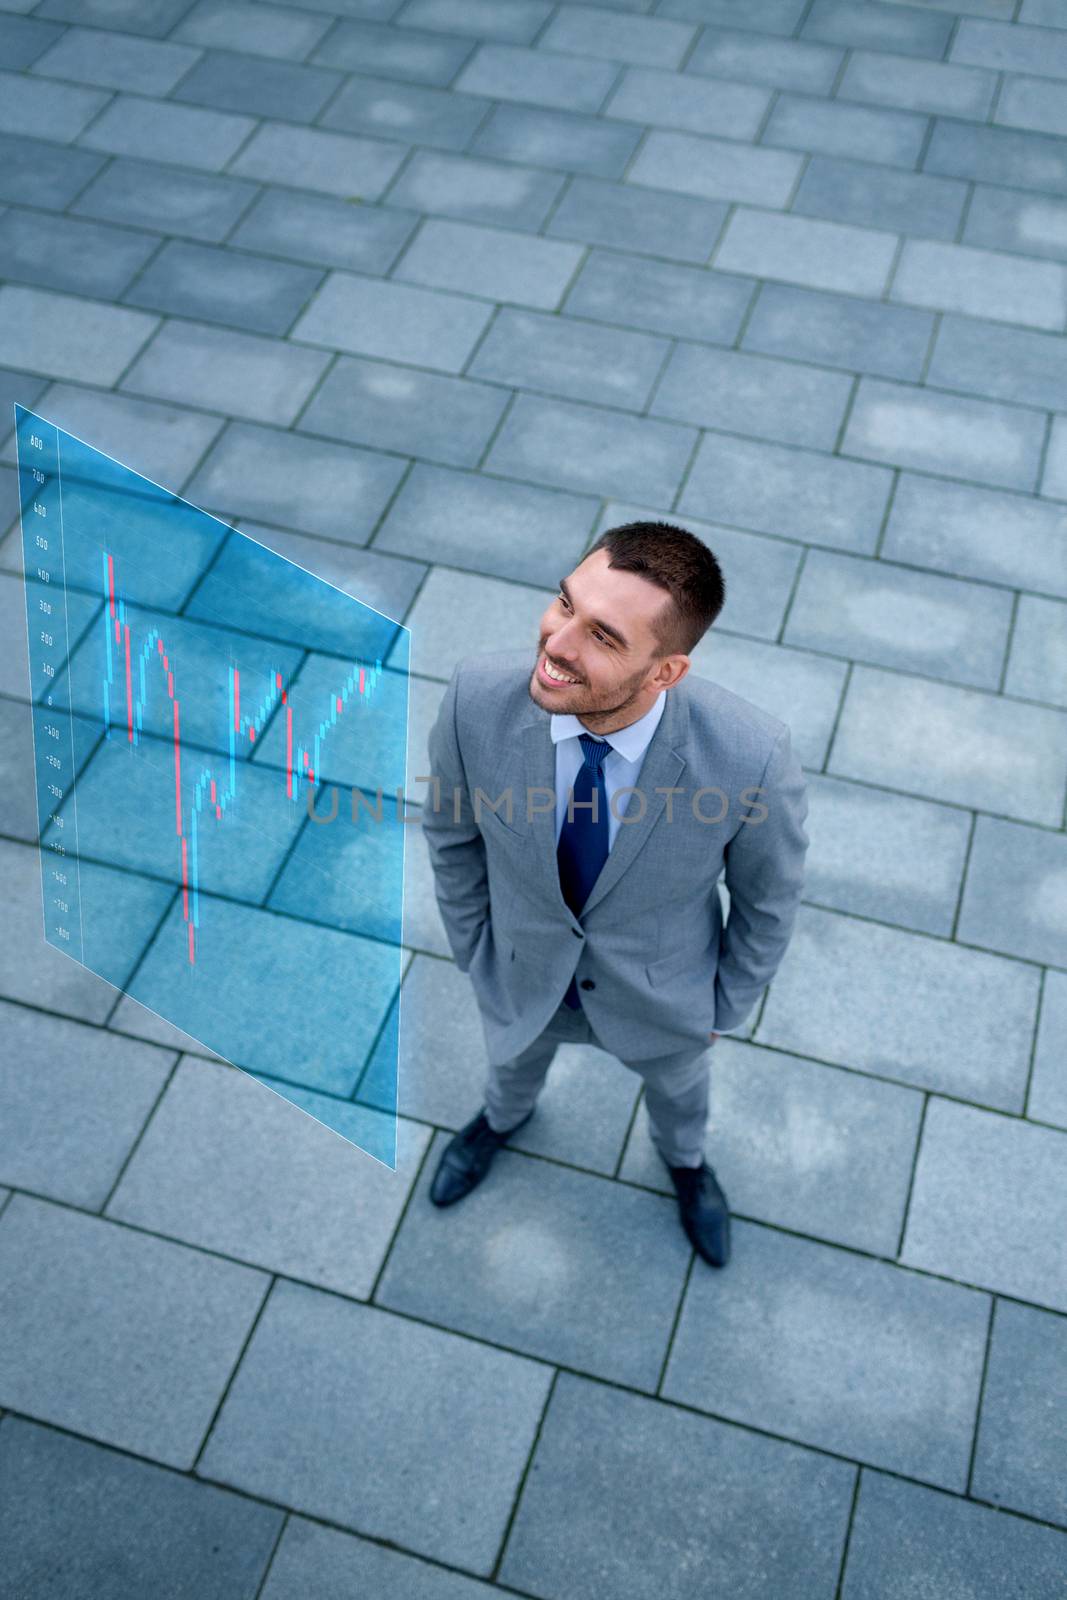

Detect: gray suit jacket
421,648,809,1065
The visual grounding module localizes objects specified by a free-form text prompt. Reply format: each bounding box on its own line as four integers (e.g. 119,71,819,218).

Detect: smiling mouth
539,652,582,687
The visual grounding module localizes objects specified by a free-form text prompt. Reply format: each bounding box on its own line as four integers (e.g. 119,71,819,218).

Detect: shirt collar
549,688,667,764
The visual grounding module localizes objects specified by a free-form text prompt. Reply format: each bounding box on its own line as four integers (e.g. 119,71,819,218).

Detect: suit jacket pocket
645,946,698,987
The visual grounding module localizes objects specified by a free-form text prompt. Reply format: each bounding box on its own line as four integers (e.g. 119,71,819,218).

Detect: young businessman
420,522,809,1268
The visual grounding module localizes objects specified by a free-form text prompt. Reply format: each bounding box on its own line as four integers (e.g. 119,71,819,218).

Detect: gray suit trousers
484,997,712,1168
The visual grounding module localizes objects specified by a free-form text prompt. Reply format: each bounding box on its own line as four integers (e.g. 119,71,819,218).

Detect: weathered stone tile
0,285,157,386
108,1056,431,1295
0,1194,268,1467
929,315,1067,413
843,378,1046,492
229,121,406,198
173,0,333,57
0,699,101,845
605,65,770,139
34,0,197,31
838,48,997,118
383,149,565,229
664,1221,987,1487
123,240,324,337
972,1300,1067,1528
547,175,729,263
902,1097,1067,1311
801,771,971,936
319,75,490,150
804,0,954,57
744,282,933,381
785,548,1014,688
884,473,1067,600
957,814,1067,965
964,183,1067,264
715,209,897,296
234,521,425,622
0,12,64,67
951,15,1067,78
687,631,845,766
71,158,260,243
0,66,108,140
652,343,852,451
680,433,893,554
487,392,695,503
623,1036,921,1253
0,1419,283,1600
687,26,843,92
924,121,1067,199
0,837,172,1024
0,1001,173,1207
601,499,802,639
1030,969,1067,1130
629,129,802,206
378,1131,688,1387
262,1518,499,1600
31,24,200,92
564,250,751,340
292,271,492,371
400,0,553,44
1041,413,1067,500
185,421,406,542
759,904,1040,1109
172,50,343,122
311,16,473,83
996,73,1067,140
501,1372,854,1600
0,207,155,300
199,1280,551,1573
391,564,546,680
842,1470,1067,1600
0,380,225,492
471,307,667,407
394,217,583,308
1005,593,1067,708
540,5,696,68
374,461,596,584
792,154,967,240
299,354,507,468
764,94,929,170
229,187,415,273
0,131,105,210
832,662,1067,825
78,93,256,171
659,0,808,29
892,238,1067,331
455,40,617,111
121,320,331,427
473,102,642,179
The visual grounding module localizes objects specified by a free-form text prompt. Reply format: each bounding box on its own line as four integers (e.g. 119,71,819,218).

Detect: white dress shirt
549,690,734,1035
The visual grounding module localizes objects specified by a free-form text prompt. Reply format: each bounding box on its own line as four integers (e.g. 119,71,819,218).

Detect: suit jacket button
580,978,595,990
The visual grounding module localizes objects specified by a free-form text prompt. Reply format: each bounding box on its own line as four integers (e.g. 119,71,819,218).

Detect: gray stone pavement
1,0,1066,1593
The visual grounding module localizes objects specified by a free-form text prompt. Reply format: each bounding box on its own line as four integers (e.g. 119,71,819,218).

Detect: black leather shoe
667,1159,731,1267
429,1106,534,1207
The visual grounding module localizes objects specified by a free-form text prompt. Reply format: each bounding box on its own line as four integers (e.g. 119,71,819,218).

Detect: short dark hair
584,521,726,658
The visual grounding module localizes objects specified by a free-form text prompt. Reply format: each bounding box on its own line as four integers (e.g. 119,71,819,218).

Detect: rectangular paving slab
501,1371,855,1600
0,1194,268,1467
199,1278,551,1574
663,1219,988,1488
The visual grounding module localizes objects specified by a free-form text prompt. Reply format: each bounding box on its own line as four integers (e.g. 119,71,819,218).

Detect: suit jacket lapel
510,679,690,919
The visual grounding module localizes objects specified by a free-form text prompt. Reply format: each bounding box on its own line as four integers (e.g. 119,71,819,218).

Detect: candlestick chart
15,405,410,1168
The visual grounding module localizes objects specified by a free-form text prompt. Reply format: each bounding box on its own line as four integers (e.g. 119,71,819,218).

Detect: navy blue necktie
558,732,611,1009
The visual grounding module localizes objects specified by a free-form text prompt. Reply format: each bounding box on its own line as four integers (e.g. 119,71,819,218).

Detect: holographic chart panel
15,405,409,1168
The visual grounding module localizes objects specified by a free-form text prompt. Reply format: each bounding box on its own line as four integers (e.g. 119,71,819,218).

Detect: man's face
529,548,689,726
